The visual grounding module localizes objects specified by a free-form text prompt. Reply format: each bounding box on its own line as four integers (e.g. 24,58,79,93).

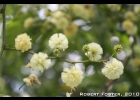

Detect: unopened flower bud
82,44,89,52
53,48,60,57
114,44,122,53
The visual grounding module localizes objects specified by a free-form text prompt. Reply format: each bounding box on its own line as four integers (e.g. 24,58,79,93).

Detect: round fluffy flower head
49,33,68,51
102,58,124,80
85,42,103,61
61,65,83,90
125,11,136,21
122,20,134,31
15,33,32,52
126,25,138,35
29,52,51,73
24,17,33,28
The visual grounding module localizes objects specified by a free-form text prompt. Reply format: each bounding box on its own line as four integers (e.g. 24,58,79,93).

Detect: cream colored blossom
122,20,134,31
61,65,83,90
24,17,33,28
15,33,32,52
102,58,124,80
134,5,140,14
48,33,68,51
72,4,90,20
72,4,84,17
66,92,72,97
126,25,138,35
85,42,103,61
107,4,121,11
55,17,69,30
51,11,65,19
64,22,78,36
29,52,51,73
125,11,136,21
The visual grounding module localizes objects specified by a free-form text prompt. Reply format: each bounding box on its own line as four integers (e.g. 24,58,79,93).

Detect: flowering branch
4,46,116,64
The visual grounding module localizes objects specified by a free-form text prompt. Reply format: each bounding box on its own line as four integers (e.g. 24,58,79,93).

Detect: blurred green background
0,4,140,97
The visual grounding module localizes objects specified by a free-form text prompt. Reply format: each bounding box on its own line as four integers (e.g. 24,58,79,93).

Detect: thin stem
100,51,116,62
19,83,25,90
4,47,34,55
5,47,116,64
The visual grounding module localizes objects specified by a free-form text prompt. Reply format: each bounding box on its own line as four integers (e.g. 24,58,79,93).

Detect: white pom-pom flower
61,65,83,90
48,33,68,51
28,52,51,73
15,33,32,52
102,58,124,80
85,42,103,61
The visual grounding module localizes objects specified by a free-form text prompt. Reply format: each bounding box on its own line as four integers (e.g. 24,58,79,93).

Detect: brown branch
0,4,6,60
100,79,117,97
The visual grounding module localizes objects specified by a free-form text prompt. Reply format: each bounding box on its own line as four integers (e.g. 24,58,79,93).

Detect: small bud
53,48,60,57
114,44,122,53
82,44,89,52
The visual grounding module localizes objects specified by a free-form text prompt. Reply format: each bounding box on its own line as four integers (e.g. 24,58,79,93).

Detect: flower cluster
14,32,124,97
122,8,138,36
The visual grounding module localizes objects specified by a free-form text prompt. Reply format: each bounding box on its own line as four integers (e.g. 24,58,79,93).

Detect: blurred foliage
0,4,140,97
